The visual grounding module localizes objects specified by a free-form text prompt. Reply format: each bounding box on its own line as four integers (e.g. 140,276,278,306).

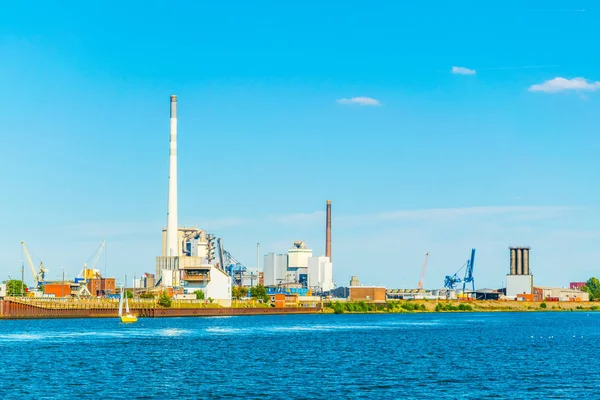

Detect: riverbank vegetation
325,300,599,314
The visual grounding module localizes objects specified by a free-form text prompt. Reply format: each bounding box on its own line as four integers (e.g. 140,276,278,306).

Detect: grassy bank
325,300,600,314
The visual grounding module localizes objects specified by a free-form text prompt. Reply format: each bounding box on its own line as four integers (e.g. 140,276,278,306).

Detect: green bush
591,305,599,310
434,302,472,312
194,290,205,300
139,293,155,299
158,292,172,307
540,302,547,309
332,302,345,314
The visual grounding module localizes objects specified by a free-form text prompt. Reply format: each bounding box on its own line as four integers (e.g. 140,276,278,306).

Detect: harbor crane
20,241,48,288
79,239,106,280
217,238,253,287
443,248,476,294
417,253,429,290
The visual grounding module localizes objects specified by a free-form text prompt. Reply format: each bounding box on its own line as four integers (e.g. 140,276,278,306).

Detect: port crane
217,238,253,287
78,239,106,280
20,241,48,288
443,248,476,294
417,253,429,290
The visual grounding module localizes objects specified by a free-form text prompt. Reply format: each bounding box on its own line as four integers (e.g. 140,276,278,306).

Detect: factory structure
506,247,534,298
264,241,334,293
263,201,335,294
153,95,232,303
504,246,588,302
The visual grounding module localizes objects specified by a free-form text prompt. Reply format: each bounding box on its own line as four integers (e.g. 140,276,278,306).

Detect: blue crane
443,248,476,293
217,238,251,286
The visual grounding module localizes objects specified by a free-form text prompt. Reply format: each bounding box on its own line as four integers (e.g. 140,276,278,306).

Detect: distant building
350,276,360,287
506,247,533,297
288,241,313,269
287,241,312,284
308,256,334,292
263,253,288,286
534,286,589,302
0,283,6,298
349,286,386,303
182,263,231,302
265,241,335,290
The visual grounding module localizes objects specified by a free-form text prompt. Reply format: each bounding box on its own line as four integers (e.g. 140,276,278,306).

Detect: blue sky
1,0,599,289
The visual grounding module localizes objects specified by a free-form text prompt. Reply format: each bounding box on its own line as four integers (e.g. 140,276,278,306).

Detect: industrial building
506,247,534,298
155,95,232,303
533,287,589,302
349,286,386,303
263,240,334,293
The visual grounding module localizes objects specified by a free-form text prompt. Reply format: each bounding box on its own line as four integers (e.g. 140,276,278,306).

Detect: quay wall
0,299,320,320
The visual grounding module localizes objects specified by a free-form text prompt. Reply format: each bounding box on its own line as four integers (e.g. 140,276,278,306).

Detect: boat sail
119,285,138,323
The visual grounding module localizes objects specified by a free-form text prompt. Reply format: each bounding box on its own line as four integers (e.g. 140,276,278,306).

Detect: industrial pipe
326,200,332,261
166,95,178,257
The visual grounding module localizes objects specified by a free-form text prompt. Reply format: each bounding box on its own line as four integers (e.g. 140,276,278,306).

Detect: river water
0,312,598,399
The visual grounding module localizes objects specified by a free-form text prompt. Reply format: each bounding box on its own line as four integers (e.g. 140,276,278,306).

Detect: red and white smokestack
326,200,332,261
166,95,178,257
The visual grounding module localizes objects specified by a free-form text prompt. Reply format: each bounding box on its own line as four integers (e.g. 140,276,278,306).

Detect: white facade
161,268,174,287
506,275,533,297
264,253,288,286
183,265,232,303
536,286,589,302
308,256,334,292
0,283,6,298
288,241,312,269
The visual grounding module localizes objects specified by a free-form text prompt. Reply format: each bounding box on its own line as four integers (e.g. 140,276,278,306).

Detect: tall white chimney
166,95,178,257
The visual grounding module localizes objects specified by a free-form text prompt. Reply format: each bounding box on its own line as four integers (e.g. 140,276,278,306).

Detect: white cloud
336,97,381,106
452,66,476,75
528,77,600,93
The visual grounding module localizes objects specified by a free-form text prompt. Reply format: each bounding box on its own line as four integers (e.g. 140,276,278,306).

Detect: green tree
194,290,205,300
250,284,270,303
582,277,600,301
125,290,133,299
232,286,248,300
6,280,27,296
158,292,172,307
139,293,155,299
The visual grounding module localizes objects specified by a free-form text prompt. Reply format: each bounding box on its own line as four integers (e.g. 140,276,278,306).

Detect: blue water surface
0,312,598,399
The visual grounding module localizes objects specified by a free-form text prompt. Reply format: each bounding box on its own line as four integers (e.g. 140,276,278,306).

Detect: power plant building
155,95,231,303
506,247,533,297
264,240,334,291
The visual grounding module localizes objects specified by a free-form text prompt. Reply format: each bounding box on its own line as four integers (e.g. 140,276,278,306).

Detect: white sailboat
118,285,138,323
